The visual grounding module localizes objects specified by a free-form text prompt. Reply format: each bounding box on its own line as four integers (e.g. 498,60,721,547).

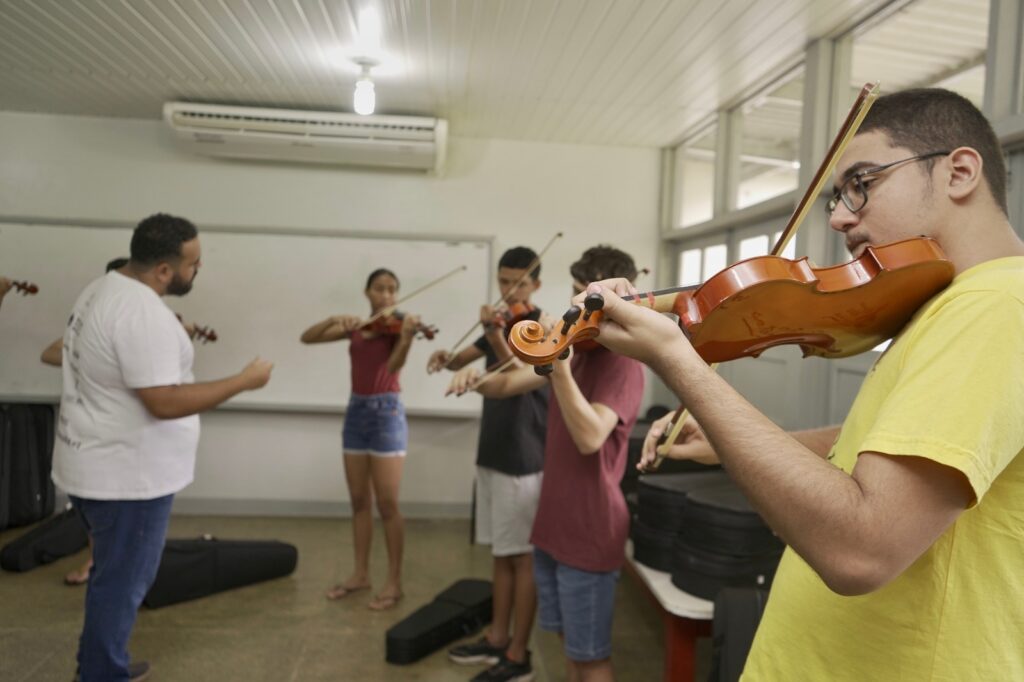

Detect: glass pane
851,0,989,108
675,125,717,228
703,244,727,281
736,69,804,209
679,248,702,286
739,235,769,260
772,231,797,259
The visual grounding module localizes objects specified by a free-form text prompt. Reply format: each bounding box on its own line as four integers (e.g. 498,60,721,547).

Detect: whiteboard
0,220,490,417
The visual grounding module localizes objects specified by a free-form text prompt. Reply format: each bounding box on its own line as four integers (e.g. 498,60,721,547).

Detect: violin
364,311,439,340
193,325,218,344
510,82,893,376
489,302,536,329
12,281,38,295
175,313,217,344
508,237,954,372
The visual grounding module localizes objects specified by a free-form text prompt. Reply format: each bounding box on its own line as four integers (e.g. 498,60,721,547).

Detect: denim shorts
533,547,620,662
342,392,407,457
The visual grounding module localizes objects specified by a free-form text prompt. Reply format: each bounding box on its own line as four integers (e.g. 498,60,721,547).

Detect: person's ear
153,262,175,286
945,146,984,203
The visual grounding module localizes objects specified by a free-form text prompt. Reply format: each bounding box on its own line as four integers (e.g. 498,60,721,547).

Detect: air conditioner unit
163,102,447,173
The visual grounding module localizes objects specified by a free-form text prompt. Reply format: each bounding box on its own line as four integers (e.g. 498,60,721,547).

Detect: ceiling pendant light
353,65,375,115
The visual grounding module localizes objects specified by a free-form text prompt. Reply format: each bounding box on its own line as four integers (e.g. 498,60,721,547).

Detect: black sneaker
448,636,507,665
470,652,534,682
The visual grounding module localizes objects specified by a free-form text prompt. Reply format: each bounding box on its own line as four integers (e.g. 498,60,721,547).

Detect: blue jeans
342,392,408,456
70,495,174,682
533,547,620,662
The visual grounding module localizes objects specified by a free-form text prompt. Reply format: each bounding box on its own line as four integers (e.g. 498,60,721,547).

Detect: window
678,243,727,286
674,125,717,227
736,69,804,209
849,0,989,109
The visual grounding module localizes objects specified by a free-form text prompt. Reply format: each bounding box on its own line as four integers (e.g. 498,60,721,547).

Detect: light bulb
354,78,375,115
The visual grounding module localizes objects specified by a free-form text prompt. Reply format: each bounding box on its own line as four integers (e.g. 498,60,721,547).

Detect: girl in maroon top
301,268,420,611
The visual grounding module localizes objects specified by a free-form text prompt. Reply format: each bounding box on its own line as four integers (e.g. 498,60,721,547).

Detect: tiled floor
0,515,701,681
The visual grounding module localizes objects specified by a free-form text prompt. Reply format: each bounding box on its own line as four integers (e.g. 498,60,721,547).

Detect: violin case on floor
143,536,298,608
386,578,493,665
0,404,56,532
0,505,90,572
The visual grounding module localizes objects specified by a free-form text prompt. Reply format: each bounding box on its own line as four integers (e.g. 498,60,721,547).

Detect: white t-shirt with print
52,271,200,500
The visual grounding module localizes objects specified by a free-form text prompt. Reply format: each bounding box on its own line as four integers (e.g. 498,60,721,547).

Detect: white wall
0,111,661,517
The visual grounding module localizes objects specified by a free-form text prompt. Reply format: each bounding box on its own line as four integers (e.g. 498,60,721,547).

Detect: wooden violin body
490,302,535,329
194,325,218,343
365,311,438,340
508,237,954,367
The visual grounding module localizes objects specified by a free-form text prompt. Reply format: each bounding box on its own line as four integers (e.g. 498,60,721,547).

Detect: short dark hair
499,247,540,280
105,257,129,272
860,88,1007,214
570,245,638,285
366,268,399,290
129,213,198,266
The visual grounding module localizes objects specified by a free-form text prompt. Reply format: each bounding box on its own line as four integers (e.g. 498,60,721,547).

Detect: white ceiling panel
0,0,989,147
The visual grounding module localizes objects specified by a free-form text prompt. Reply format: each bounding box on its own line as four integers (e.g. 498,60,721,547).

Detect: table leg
664,613,711,681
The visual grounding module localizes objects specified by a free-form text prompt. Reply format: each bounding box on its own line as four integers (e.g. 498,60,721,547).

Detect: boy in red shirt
450,245,645,682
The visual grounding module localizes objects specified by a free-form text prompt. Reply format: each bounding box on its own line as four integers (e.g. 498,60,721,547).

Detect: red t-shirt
349,331,401,395
530,346,645,572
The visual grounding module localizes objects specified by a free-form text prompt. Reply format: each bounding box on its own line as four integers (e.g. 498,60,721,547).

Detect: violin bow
434,232,563,371
649,82,880,469
445,355,519,397
359,265,467,328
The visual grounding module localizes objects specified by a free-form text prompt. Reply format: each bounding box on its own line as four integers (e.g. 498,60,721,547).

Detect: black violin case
669,479,784,600
630,471,729,571
0,505,90,572
143,536,298,608
386,578,493,665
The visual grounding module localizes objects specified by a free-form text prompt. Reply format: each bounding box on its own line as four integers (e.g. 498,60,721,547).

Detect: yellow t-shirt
743,257,1024,681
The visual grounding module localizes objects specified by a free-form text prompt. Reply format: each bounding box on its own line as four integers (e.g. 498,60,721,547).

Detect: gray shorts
474,466,542,557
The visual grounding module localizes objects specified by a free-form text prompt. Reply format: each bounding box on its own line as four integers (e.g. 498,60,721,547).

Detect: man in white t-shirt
53,213,273,682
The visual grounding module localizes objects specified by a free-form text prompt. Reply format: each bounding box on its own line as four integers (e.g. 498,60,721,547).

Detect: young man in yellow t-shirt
577,88,1024,680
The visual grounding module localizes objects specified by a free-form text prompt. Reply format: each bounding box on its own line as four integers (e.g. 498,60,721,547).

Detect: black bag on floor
670,540,782,601
637,471,730,532
0,404,56,530
0,506,90,572
680,481,784,557
708,587,770,682
386,578,493,665
143,536,298,609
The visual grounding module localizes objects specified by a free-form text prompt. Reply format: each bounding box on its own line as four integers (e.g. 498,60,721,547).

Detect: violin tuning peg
560,305,582,334
582,293,604,321
558,348,571,360
534,364,554,377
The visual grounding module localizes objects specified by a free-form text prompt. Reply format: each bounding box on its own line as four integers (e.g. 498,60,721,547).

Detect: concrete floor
0,515,702,681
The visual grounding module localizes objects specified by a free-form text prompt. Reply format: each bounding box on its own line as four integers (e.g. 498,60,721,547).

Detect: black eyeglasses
826,151,951,216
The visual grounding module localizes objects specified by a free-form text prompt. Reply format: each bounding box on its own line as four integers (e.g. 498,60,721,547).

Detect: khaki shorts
474,466,542,557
